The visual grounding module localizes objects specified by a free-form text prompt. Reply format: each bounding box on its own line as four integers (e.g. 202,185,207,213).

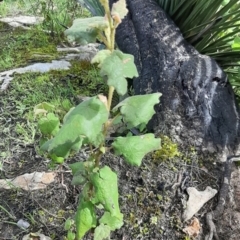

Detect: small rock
17,219,30,229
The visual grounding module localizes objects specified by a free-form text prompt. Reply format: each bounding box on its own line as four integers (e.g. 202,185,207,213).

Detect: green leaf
94,224,111,240
38,113,60,136
69,162,85,175
34,102,55,116
111,0,128,20
232,36,240,50
75,199,97,239
62,99,72,111
113,93,161,128
64,218,73,231
99,212,123,231
49,153,64,164
63,97,108,144
41,132,83,159
39,137,49,148
112,134,161,166
90,166,121,217
67,231,75,240
64,17,109,45
72,175,87,186
91,50,111,67
63,107,75,123
100,50,138,96
41,97,108,158
69,162,87,186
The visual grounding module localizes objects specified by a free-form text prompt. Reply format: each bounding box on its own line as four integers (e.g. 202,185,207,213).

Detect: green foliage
98,50,139,95
41,96,109,157
90,166,122,217
65,17,109,45
75,198,97,239
79,0,105,16
94,224,111,240
64,218,76,240
99,212,123,230
113,134,161,166
38,113,60,136
33,0,86,39
113,93,161,128
37,0,162,239
69,160,97,186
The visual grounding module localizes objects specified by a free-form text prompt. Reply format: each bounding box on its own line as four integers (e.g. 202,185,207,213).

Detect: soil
1,21,240,240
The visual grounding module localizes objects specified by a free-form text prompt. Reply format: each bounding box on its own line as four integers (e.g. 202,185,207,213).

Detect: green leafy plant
18,0,87,40
40,0,78,39
37,0,161,239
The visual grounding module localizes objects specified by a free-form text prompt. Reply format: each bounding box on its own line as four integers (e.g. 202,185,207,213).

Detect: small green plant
36,0,161,239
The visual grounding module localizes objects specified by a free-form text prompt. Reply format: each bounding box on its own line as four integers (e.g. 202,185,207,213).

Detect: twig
172,171,183,192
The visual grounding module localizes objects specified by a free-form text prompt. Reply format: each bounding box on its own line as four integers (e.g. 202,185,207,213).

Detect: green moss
150,216,158,225
157,194,163,201
152,135,180,161
140,225,149,234
65,60,108,96
11,59,105,109
0,25,59,72
57,209,65,218
38,210,45,216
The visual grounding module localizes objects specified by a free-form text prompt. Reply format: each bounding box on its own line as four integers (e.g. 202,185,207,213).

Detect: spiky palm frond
77,0,104,16
156,0,240,83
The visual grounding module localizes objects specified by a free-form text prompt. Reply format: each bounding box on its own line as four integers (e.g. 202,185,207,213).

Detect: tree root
205,155,240,240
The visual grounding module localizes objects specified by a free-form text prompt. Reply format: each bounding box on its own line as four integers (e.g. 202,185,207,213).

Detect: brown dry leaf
0,172,56,191
22,232,51,240
183,217,201,238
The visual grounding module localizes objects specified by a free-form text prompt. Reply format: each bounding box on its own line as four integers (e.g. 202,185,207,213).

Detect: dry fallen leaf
183,217,201,238
22,232,51,240
182,186,217,221
0,172,56,191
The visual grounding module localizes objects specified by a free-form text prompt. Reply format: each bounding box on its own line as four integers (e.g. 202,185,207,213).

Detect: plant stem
103,0,115,51
110,27,116,51
107,86,115,112
93,0,116,169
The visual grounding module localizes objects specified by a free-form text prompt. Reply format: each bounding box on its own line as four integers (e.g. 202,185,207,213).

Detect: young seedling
37,0,162,239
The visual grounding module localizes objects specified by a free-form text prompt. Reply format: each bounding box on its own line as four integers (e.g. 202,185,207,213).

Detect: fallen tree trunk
110,0,240,157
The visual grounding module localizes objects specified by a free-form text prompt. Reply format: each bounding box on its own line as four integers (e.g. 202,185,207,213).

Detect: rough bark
110,0,240,157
